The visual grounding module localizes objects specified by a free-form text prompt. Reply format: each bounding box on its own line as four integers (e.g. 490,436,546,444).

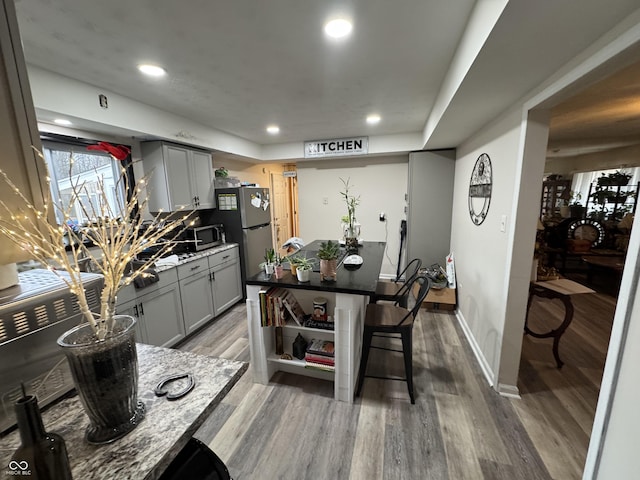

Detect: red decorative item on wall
87,142,131,161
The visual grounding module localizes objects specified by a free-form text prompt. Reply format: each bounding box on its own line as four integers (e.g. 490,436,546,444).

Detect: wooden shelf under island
245,240,385,403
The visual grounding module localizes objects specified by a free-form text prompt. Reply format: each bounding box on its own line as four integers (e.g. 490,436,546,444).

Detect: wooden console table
525,278,594,368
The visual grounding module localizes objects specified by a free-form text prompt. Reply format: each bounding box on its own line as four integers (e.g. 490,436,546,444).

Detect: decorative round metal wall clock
567,218,605,246
468,153,493,225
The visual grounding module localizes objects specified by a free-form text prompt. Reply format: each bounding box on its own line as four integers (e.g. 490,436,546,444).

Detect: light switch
500,215,507,232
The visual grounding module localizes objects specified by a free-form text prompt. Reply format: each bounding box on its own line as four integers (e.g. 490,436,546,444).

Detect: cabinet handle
139,303,144,316
190,265,201,271
222,255,229,259
211,272,215,281
133,304,139,317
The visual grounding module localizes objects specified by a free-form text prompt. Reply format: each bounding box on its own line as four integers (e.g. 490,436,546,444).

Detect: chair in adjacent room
356,275,432,404
369,258,422,308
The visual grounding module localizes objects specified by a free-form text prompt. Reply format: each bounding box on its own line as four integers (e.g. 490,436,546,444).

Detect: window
42,141,129,226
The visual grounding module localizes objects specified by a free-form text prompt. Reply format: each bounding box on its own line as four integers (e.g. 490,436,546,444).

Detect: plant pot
57,315,145,445
320,259,337,282
559,206,571,218
345,237,359,253
570,205,585,218
290,264,298,276
264,263,275,275
274,265,284,279
296,268,311,282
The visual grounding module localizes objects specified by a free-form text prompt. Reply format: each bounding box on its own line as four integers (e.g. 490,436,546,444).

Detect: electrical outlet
379,212,386,222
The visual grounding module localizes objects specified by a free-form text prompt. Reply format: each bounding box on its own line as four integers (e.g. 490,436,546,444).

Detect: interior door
270,172,291,253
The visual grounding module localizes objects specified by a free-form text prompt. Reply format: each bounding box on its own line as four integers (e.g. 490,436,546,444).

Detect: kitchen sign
304,136,368,158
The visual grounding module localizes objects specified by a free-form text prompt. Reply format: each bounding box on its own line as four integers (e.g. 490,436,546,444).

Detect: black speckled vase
57,315,145,445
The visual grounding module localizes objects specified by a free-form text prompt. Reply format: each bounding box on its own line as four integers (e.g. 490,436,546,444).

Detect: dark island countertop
0,344,247,480
246,240,386,296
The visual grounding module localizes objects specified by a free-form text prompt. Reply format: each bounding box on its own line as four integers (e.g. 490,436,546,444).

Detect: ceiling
11,0,640,160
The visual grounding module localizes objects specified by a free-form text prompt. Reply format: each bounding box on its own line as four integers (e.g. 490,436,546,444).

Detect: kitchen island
245,240,385,402
0,344,247,479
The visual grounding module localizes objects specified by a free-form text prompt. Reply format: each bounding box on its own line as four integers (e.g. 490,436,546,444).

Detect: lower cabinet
117,246,242,347
178,246,242,335
179,268,215,335
211,251,242,316
116,271,186,348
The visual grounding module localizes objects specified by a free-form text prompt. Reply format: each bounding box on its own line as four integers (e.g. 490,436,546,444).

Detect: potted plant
317,240,340,282
261,248,276,275
340,178,360,253
0,143,195,444
569,191,585,218
295,256,316,282
273,253,285,279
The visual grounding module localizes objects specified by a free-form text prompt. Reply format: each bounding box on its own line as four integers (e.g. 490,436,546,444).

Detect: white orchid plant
0,143,194,340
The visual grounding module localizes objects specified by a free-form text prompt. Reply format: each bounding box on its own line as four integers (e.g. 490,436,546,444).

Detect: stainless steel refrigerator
208,187,273,293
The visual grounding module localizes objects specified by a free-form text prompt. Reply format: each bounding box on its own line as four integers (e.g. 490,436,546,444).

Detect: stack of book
259,288,306,327
305,339,335,372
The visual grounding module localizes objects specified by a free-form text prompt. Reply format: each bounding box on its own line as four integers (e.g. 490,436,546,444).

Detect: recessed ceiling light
366,114,381,125
53,118,72,126
324,18,353,38
266,125,280,134
137,64,167,77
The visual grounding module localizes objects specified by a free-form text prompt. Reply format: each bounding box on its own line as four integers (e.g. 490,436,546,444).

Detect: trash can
159,437,231,480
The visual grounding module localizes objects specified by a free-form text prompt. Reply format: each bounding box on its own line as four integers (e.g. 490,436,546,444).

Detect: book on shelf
306,338,335,357
259,287,292,327
303,317,335,331
281,290,306,326
304,361,335,372
304,352,335,366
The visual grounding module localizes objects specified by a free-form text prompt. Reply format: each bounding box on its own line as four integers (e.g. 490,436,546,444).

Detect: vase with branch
0,143,195,444
340,177,360,252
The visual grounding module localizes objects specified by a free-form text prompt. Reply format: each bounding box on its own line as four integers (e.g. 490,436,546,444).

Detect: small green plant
263,248,276,264
317,240,340,260
295,256,317,271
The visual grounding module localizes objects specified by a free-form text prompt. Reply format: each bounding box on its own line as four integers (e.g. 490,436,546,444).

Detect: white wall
451,107,524,388
296,156,408,277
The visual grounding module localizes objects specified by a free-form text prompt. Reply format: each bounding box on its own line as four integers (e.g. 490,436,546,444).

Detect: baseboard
496,383,520,399
455,310,496,389
455,310,521,398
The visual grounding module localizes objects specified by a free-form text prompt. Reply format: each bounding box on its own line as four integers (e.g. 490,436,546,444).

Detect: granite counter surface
0,344,247,480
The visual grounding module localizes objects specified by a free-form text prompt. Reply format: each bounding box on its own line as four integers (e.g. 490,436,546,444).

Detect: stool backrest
395,258,422,283
395,275,431,326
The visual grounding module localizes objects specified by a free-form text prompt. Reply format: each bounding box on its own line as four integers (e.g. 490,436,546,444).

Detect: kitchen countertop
246,240,386,296
153,242,239,273
0,344,247,480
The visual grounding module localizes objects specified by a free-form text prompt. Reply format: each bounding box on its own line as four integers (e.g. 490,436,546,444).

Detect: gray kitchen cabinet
211,251,242,316
141,141,215,212
178,257,215,335
116,298,148,344
115,269,185,348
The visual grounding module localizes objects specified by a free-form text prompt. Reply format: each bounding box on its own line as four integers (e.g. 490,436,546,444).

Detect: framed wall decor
468,153,492,225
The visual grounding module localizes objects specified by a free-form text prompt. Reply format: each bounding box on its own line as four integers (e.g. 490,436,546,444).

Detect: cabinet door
190,150,215,209
212,259,242,316
138,283,185,348
164,144,194,210
179,270,215,334
115,299,148,344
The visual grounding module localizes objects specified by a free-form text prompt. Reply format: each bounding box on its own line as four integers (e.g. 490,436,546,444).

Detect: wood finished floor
178,289,615,480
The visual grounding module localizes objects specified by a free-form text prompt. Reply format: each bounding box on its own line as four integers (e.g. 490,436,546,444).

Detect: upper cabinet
141,141,215,212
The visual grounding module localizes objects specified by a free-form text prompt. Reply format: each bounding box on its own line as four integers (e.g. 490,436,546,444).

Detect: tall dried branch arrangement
339,177,360,232
0,149,194,340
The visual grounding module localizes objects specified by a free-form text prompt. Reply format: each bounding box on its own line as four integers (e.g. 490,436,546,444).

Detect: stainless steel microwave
184,224,224,251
